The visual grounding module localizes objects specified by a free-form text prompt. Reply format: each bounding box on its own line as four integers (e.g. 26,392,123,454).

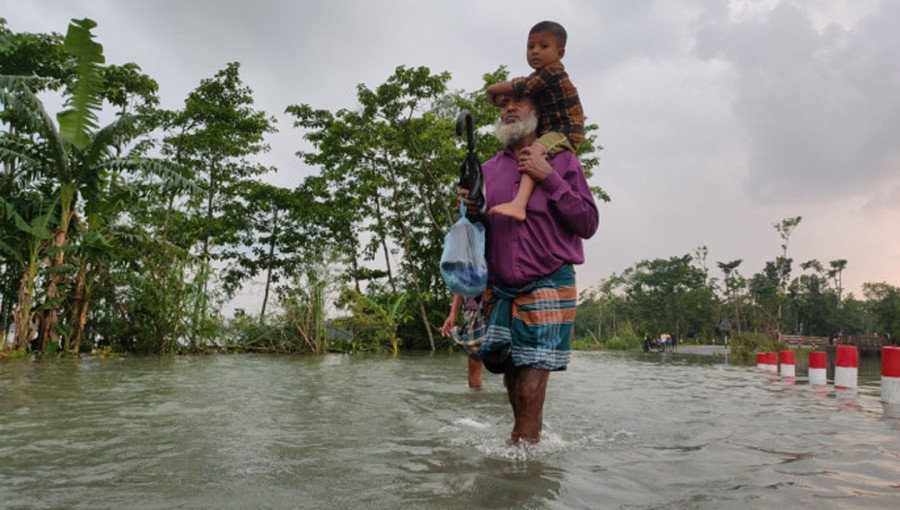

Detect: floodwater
1,351,898,509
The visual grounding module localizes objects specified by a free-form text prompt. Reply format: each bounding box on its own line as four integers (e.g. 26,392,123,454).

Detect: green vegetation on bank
571,238,899,355
2,18,898,359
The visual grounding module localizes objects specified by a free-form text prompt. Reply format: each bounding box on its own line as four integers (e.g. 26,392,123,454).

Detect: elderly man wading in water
460,92,599,444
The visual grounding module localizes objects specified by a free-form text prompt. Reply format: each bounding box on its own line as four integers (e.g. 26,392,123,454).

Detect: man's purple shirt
482,148,599,288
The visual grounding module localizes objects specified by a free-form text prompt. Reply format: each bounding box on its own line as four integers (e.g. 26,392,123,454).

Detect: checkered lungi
455,264,576,371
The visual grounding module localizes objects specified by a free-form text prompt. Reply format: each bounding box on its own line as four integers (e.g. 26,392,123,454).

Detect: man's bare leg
467,356,483,389
506,364,549,444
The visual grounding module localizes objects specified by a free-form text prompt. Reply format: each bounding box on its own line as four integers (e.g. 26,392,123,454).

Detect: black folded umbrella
456,110,486,215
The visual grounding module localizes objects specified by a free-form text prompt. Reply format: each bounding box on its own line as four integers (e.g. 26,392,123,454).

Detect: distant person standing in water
441,295,483,389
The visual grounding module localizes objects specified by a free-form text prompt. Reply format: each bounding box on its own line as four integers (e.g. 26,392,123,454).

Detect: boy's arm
486,81,514,106
513,63,564,98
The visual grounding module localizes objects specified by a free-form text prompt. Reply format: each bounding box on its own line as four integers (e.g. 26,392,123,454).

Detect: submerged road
675,345,729,356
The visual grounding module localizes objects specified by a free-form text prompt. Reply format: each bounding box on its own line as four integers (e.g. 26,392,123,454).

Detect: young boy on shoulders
486,21,585,221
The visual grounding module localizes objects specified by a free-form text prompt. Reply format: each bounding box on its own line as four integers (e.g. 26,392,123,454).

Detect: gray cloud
694,1,900,205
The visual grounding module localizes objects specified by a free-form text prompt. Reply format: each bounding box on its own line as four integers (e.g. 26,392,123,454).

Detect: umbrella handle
456,110,475,153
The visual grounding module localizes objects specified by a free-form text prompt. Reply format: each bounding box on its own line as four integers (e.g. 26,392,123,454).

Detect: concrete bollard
779,350,795,377
757,352,766,370
808,351,827,386
881,346,900,409
834,345,858,390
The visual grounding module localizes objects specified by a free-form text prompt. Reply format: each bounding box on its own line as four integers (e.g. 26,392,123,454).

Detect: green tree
65,62,160,352
827,259,848,307
100,62,159,117
0,17,72,93
789,259,836,336
158,62,276,347
289,66,467,351
573,276,628,345
339,289,411,355
220,181,333,320
717,259,745,334
621,254,716,340
772,216,801,332
835,294,867,337
747,261,779,333
863,282,900,343
0,193,57,350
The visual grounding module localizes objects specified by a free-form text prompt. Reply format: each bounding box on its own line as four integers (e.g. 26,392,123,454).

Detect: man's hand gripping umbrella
456,110,485,215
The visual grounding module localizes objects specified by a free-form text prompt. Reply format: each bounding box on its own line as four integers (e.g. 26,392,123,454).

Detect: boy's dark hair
530,21,567,47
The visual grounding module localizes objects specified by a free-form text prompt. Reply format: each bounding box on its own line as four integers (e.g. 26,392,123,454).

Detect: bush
226,297,328,355
571,320,643,351
572,336,603,351
605,335,642,351
604,321,642,351
729,332,786,364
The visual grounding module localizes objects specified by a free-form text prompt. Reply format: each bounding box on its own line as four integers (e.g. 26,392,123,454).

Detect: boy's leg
489,174,536,221
489,132,572,221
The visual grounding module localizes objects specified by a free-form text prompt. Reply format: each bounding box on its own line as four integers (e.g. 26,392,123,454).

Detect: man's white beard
493,111,539,146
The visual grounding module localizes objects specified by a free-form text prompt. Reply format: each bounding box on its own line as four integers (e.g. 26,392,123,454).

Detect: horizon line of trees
574,219,899,347
2,18,897,357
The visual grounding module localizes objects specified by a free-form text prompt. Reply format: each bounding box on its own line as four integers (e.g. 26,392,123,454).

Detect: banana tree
0,194,57,350
0,18,176,351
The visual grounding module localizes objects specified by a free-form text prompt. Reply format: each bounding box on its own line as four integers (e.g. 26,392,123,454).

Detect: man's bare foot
489,202,527,221
508,434,540,446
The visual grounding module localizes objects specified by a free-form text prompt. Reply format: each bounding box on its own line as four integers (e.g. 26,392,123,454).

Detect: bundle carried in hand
440,204,487,297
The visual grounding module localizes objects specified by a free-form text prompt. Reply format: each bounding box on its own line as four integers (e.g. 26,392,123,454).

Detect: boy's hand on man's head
486,81,514,107
487,91,504,107
493,94,511,108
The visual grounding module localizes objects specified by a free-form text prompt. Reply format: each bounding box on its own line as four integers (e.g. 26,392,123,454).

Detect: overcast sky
4,0,899,310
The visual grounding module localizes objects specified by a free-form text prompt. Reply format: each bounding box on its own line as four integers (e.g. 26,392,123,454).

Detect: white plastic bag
440,203,487,297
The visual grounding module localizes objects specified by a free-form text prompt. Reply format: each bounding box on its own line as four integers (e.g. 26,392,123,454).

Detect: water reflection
881,402,900,420
462,458,562,509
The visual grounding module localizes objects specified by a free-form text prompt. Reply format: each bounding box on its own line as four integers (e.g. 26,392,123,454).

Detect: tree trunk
68,261,95,353
351,256,361,294
260,208,278,320
192,162,217,347
12,268,37,351
35,208,76,351
385,174,435,351
372,192,396,293
0,292,9,350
